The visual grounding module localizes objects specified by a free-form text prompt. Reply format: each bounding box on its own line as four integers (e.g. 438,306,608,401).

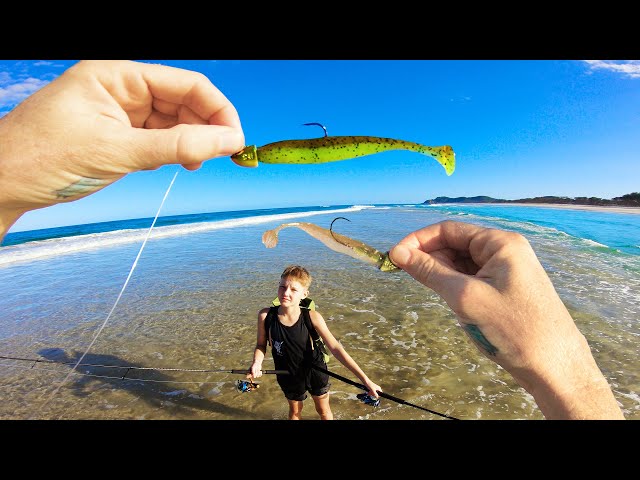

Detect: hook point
303,122,328,137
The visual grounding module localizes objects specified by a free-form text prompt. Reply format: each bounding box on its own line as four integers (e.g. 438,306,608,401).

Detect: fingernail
389,245,410,265
219,129,245,155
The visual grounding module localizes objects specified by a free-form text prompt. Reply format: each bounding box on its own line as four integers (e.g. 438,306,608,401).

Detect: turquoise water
0,204,638,419
424,204,640,255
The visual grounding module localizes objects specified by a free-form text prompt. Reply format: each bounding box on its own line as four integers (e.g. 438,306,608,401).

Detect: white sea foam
582,238,609,248
389,335,418,350
406,311,419,321
616,390,640,408
0,205,372,267
350,205,375,209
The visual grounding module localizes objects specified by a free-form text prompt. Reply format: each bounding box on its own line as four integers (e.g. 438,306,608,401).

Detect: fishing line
0,362,226,385
0,355,286,385
0,354,286,375
36,169,180,417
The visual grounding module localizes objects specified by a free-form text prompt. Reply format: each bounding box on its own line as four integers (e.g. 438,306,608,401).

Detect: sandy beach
467,203,640,215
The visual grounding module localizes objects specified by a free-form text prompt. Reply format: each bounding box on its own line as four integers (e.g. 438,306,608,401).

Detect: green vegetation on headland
423,192,640,207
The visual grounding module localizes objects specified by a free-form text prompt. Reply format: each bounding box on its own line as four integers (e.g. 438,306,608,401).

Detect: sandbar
501,203,640,215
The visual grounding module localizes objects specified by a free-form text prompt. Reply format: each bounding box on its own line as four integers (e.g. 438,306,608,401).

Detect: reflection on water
0,207,638,419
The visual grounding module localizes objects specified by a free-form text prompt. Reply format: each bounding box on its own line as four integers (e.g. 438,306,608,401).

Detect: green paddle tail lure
231,136,455,176
262,217,400,272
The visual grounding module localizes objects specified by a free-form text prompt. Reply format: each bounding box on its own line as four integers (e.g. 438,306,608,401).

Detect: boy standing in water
248,265,382,420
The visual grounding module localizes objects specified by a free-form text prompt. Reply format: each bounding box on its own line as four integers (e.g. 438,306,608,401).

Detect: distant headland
423,192,640,207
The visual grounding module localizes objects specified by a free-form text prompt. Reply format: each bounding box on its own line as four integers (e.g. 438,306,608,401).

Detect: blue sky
2,60,639,232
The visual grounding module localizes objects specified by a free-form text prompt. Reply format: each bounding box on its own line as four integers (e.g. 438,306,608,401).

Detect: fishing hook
329,216,351,246
303,122,328,137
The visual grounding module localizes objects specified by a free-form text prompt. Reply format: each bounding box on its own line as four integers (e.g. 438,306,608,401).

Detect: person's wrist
533,370,622,419
518,335,623,419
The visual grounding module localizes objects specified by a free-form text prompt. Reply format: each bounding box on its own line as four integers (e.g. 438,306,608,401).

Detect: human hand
389,220,623,419
249,363,263,379
0,60,244,237
365,380,383,399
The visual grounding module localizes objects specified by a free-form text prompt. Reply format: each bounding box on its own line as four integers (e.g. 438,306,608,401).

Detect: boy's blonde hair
280,265,312,289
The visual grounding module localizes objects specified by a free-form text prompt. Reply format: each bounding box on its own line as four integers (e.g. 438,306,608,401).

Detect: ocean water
0,203,638,420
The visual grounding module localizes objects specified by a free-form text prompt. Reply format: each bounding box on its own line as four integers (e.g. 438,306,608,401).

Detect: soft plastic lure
262,218,400,272
231,124,455,176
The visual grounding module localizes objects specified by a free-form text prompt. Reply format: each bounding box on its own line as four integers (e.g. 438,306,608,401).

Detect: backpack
265,297,330,364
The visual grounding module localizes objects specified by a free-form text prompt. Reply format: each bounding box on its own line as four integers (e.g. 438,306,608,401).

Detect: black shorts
277,366,330,401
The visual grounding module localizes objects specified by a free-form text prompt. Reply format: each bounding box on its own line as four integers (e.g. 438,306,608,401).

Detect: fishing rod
0,354,288,377
312,364,460,420
3,354,457,418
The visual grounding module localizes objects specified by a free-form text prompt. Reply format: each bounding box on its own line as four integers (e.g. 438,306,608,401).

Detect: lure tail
262,227,282,248
411,145,455,176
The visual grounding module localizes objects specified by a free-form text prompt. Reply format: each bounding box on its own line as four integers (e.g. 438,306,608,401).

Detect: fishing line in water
36,169,180,417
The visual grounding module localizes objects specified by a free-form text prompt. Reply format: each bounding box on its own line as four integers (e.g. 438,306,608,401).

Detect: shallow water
0,205,638,420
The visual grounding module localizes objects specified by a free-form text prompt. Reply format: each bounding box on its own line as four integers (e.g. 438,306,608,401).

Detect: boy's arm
248,308,269,379
311,311,383,398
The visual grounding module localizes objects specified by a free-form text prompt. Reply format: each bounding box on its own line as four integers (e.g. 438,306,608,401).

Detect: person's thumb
389,244,468,309
127,124,245,171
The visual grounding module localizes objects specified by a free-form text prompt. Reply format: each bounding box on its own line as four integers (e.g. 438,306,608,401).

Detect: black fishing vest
266,307,324,376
